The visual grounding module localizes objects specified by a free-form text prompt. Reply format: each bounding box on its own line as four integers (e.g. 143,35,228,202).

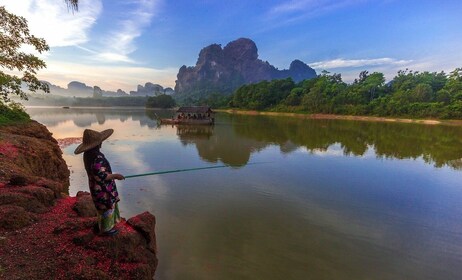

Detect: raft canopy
176,106,214,115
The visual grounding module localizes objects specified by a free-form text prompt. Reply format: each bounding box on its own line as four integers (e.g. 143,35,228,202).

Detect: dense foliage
0,7,50,124
229,68,462,119
0,7,50,104
173,86,234,108
0,102,30,124
146,94,176,108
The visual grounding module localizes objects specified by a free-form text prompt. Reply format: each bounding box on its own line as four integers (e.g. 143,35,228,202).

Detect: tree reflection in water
183,113,462,169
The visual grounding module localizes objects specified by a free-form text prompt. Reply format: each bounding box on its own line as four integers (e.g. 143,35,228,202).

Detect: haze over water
27,107,462,280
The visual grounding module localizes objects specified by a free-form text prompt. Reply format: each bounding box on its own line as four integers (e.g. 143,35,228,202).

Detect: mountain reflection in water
27,107,462,169
26,107,462,280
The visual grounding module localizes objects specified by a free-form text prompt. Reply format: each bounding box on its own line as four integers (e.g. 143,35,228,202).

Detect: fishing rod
124,161,270,179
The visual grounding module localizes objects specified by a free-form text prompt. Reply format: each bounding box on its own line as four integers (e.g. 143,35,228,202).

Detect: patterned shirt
89,152,120,210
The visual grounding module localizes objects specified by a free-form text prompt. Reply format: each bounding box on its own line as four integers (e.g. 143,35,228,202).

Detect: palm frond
65,0,78,12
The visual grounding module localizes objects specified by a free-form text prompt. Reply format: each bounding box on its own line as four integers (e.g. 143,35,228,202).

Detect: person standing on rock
74,129,125,236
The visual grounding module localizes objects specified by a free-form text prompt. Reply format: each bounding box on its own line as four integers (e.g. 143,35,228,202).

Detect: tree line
229,68,462,119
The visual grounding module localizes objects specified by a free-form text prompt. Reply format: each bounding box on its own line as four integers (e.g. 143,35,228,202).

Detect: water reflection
25,107,462,279
26,107,170,129
26,107,462,169
226,114,462,169
186,113,462,169
176,125,214,141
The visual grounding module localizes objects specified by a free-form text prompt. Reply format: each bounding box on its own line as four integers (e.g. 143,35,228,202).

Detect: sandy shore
217,109,462,126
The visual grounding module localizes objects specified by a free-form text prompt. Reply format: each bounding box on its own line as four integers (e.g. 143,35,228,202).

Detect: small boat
62,106,70,109
160,106,215,125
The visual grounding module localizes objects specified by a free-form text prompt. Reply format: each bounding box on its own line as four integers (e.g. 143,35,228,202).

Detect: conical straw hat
74,129,113,154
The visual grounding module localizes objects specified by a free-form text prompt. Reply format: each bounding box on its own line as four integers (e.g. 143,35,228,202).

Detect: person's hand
113,173,125,180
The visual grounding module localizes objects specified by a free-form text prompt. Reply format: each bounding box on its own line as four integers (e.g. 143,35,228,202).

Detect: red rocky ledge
0,121,157,279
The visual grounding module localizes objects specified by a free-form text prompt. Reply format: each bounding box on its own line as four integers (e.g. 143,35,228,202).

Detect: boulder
127,211,157,253
73,191,97,217
0,205,33,230
17,185,56,207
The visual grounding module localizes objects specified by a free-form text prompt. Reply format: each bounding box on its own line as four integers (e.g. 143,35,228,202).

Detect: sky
2,0,462,92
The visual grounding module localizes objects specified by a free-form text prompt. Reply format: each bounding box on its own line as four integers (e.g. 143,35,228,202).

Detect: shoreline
217,109,462,126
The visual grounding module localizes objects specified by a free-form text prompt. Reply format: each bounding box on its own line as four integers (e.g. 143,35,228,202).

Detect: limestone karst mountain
174,38,317,99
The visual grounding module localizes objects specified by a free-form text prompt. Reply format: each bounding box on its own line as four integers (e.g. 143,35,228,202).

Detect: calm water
27,107,462,280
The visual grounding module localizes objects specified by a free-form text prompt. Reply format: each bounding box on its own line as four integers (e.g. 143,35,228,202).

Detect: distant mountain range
36,81,174,98
174,38,317,99
32,38,316,102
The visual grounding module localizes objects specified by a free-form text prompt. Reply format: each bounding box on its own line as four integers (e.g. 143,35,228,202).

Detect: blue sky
3,0,462,92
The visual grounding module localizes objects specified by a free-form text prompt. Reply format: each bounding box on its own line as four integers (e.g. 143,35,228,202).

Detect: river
27,106,462,280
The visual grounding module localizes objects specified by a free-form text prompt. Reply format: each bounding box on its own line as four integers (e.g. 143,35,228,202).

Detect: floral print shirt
89,152,120,210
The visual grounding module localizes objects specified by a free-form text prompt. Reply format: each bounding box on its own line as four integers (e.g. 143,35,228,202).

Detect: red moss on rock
0,120,70,184
0,183,157,280
56,137,82,149
0,141,18,158
0,205,33,229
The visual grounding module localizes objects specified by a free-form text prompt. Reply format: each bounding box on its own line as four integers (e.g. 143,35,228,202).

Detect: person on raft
74,129,125,236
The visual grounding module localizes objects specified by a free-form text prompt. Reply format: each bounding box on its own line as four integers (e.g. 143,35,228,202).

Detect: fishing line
124,161,271,179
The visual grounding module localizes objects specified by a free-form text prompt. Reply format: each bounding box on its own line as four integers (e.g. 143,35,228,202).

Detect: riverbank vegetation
229,68,462,119
146,94,176,108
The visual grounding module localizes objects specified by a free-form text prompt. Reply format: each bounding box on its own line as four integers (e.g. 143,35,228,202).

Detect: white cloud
3,0,161,64
97,52,136,64
2,0,102,47
95,0,160,63
310,57,412,69
308,54,462,83
306,57,413,82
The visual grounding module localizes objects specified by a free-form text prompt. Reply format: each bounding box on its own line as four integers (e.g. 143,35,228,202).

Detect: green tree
301,71,345,113
435,89,451,104
146,94,176,108
0,6,50,105
412,83,433,102
301,85,324,112
350,71,385,104
444,68,462,101
284,90,302,106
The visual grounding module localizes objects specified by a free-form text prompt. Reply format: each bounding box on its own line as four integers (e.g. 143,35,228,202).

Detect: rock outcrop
130,82,165,96
0,121,157,279
174,38,317,97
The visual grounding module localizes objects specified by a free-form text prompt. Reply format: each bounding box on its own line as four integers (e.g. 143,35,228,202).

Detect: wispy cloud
304,57,413,83
308,55,462,83
3,0,161,64
266,0,366,24
310,57,412,69
95,0,160,63
3,0,102,47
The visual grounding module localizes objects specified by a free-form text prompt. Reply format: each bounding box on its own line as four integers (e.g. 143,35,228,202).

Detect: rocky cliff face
130,82,167,96
174,38,317,97
0,121,157,279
